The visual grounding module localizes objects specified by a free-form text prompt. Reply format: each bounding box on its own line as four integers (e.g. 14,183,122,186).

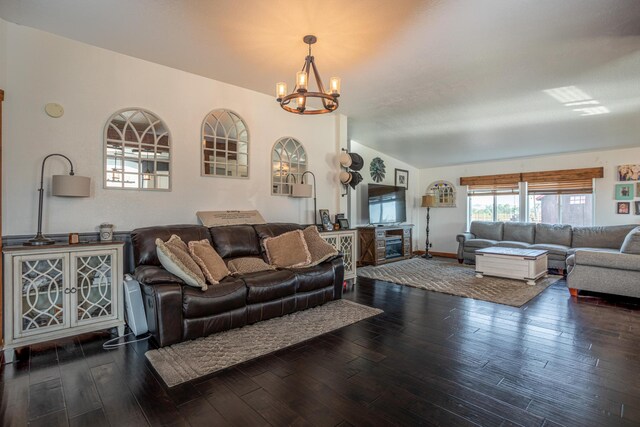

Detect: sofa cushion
529,243,571,257
132,225,211,266
465,239,499,249
253,223,304,241
503,223,535,244
156,236,207,290
573,250,640,272
188,239,230,285
495,241,531,249
534,223,572,246
567,247,620,257
620,226,640,254
243,270,298,303
182,276,246,319
571,225,638,249
263,230,312,268
290,263,335,293
302,226,339,267
228,257,275,275
470,221,503,241
209,225,261,259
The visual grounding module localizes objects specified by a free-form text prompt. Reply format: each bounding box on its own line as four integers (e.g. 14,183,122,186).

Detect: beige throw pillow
302,226,339,267
263,229,311,268
188,239,231,285
228,257,276,275
156,235,207,290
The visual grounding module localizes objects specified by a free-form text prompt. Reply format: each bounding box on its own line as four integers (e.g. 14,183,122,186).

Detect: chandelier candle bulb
296,71,308,91
276,82,287,99
296,95,306,111
329,77,341,95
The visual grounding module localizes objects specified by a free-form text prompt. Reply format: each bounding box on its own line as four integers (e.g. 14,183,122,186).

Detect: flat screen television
368,184,407,224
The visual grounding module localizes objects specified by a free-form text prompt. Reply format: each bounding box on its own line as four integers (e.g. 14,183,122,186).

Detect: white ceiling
1,0,640,168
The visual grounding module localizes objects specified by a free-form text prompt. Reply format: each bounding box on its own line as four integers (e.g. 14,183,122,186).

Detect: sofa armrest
456,232,475,260
329,255,345,300
134,265,184,285
573,250,640,272
140,280,184,347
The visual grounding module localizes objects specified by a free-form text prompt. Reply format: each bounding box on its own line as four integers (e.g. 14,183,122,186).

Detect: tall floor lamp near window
25,153,91,246
421,194,436,258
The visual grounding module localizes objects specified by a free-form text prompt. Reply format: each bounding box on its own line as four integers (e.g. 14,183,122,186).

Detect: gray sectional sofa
457,221,640,298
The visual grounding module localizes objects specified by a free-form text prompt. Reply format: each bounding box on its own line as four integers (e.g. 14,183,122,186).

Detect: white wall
0,18,6,89
418,147,640,254
2,23,344,236
348,140,420,248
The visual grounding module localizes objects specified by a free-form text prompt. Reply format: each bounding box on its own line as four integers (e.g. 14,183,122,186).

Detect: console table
320,229,357,282
358,225,413,266
2,241,125,362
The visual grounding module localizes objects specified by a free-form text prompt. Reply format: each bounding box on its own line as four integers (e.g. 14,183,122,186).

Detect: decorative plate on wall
370,157,386,183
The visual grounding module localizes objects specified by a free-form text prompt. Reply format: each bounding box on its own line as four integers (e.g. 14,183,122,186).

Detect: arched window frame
271,137,308,196
103,108,171,191
201,109,250,178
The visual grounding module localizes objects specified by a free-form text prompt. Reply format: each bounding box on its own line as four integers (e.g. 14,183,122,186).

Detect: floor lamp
26,153,91,246
421,194,436,258
290,170,318,225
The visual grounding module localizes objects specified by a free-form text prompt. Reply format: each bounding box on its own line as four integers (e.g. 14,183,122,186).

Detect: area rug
145,299,382,387
357,257,561,307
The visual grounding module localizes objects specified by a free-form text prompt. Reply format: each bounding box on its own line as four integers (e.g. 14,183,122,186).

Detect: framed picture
635,201,640,215
615,183,634,200
337,218,350,229
395,168,409,190
617,164,640,181
319,209,333,231
637,183,640,197
335,213,345,223
617,202,630,215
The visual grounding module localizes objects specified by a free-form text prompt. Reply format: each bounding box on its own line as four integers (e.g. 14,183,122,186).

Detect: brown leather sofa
131,223,344,347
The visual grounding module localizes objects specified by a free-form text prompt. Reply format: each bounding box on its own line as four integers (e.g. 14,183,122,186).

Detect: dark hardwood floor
2,275,640,426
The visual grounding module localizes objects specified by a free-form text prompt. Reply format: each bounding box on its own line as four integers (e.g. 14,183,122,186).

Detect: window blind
526,179,593,195
467,183,519,196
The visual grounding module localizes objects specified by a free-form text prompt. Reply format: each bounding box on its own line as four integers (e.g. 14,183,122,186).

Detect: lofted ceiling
1,0,639,168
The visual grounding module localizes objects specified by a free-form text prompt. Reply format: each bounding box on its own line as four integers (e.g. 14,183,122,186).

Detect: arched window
271,137,307,195
201,109,249,178
104,108,171,190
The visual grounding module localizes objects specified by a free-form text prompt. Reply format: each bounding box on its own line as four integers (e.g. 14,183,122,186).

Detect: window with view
467,184,520,225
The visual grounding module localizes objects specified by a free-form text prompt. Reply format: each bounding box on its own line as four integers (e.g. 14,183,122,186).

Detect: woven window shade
527,179,593,195
468,183,519,196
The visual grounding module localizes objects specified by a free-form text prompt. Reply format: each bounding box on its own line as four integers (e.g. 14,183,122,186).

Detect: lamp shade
421,194,436,208
291,183,313,198
52,175,91,197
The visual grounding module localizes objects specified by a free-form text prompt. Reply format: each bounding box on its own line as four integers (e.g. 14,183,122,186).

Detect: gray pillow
620,226,640,254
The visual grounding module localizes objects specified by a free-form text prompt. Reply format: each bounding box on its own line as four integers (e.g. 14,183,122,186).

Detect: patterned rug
357,257,561,307
145,299,382,387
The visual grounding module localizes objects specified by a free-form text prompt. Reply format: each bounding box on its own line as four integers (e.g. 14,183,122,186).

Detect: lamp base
422,253,433,259
24,234,56,246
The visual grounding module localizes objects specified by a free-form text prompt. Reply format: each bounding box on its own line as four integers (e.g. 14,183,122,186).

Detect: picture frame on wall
617,202,630,215
395,168,409,190
319,209,333,231
615,183,634,200
635,201,640,215
617,164,640,181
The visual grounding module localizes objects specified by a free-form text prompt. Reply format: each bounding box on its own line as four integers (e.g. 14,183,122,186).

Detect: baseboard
413,250,457,259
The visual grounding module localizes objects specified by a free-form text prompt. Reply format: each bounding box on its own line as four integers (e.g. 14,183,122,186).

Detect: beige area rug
357,257,561,307
146,299,382,387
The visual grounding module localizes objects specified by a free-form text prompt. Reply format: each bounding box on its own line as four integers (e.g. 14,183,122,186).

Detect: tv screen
368,184,407,224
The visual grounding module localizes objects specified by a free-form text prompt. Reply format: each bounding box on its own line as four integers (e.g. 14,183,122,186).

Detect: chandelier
276,35,340,115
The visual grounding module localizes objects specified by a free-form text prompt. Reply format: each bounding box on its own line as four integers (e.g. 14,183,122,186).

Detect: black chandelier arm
301,171,318,225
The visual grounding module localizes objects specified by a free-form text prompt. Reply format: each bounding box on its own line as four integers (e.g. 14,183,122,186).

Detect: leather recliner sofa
131,223,344,347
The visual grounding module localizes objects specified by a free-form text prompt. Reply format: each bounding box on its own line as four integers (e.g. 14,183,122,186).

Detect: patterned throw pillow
156,235,207,290
188,239,231,285
302,226,339,267
263,229,311,268
228,257,276,275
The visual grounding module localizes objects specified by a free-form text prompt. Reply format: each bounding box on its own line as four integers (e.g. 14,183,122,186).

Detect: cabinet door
71,250,118,326
14,253,70,338
338,232,356,277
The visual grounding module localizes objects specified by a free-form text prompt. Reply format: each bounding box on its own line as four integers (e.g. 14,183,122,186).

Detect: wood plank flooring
1,276,639,426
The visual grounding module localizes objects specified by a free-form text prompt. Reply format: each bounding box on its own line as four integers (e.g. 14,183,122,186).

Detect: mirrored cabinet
2,242,125,362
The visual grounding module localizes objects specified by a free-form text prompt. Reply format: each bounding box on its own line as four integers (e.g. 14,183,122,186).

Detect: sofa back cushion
571,224,638,249
209,225,261,259
503,222,535,244
470,221,503,241
253,223,304,258
132,225,211,266
620,226,640,254
535,223,572,246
